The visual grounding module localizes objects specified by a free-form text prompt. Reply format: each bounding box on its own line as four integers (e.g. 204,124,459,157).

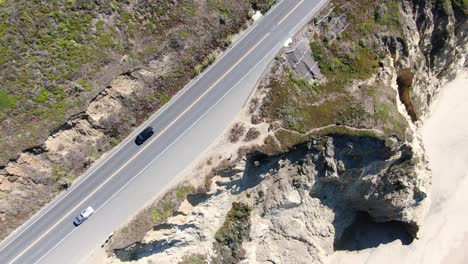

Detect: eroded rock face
247,136,428,263
107,135,429,264
391,0,467,120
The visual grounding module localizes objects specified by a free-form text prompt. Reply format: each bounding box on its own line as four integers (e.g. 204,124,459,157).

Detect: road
0,0,326,263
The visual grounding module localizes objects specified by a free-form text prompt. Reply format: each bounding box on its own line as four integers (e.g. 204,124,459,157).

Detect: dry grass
228,123,246,143
178,254,207,264
243,127,261,142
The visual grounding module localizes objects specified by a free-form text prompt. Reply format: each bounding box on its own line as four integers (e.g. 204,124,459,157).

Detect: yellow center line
7,32,271,264
277,0,304,26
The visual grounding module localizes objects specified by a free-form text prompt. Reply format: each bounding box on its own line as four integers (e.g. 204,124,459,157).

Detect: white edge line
264,0,283,16
33,43,282,264
288,0,328,37
0,4,263,252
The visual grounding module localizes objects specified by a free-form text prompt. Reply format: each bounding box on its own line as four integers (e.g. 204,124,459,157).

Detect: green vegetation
151,184,195,224
0,90,16,111
260,134,282,155
158,93,172,106
76,79,93,91
0,1,123,161
108,183,197,249
310,40,380,86
89,146,100,162
287,71,319,94
213,202,252,262
441,0,468,14
178,254,207,264
0,0,166,124
269,129,309,153
250,0,277,13
179,29,190,39
35,88,50,103
223,34,233,47
110,137,121,147
263,69,407,141
208,0,233,19
451,0,468,13
51,163,68,182
0,0,283,246
176,185,195,198
151,199,174,224
194,52,218,75
261,0,409,145
308,0,405,88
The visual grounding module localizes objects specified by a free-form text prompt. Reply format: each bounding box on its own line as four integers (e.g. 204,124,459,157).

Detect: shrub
244,127,260,142
228,123,246,143
213,202,252,262
178,254,207,264
0,90,15,111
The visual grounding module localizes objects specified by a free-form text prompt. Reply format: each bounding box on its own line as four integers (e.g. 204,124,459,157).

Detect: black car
135,127,154,145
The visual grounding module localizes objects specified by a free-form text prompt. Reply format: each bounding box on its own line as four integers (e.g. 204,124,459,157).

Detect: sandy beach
327,71,468,264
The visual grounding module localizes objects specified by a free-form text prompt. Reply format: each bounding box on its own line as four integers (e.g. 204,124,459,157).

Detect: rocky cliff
107,134,429,263
104,0,466,263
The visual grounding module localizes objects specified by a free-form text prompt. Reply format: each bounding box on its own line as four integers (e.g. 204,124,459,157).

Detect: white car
74,206,94,226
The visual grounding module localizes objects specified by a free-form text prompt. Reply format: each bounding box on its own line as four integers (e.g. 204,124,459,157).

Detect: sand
327,71,468,264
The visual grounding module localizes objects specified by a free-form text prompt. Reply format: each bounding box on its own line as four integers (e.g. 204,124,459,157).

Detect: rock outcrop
393,0,467,120
107,133,429,264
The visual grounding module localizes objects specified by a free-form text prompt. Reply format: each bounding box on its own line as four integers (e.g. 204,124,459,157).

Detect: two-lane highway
0,0,327,263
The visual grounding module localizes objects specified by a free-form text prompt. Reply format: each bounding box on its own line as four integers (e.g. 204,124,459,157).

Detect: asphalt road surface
0,0,327,263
